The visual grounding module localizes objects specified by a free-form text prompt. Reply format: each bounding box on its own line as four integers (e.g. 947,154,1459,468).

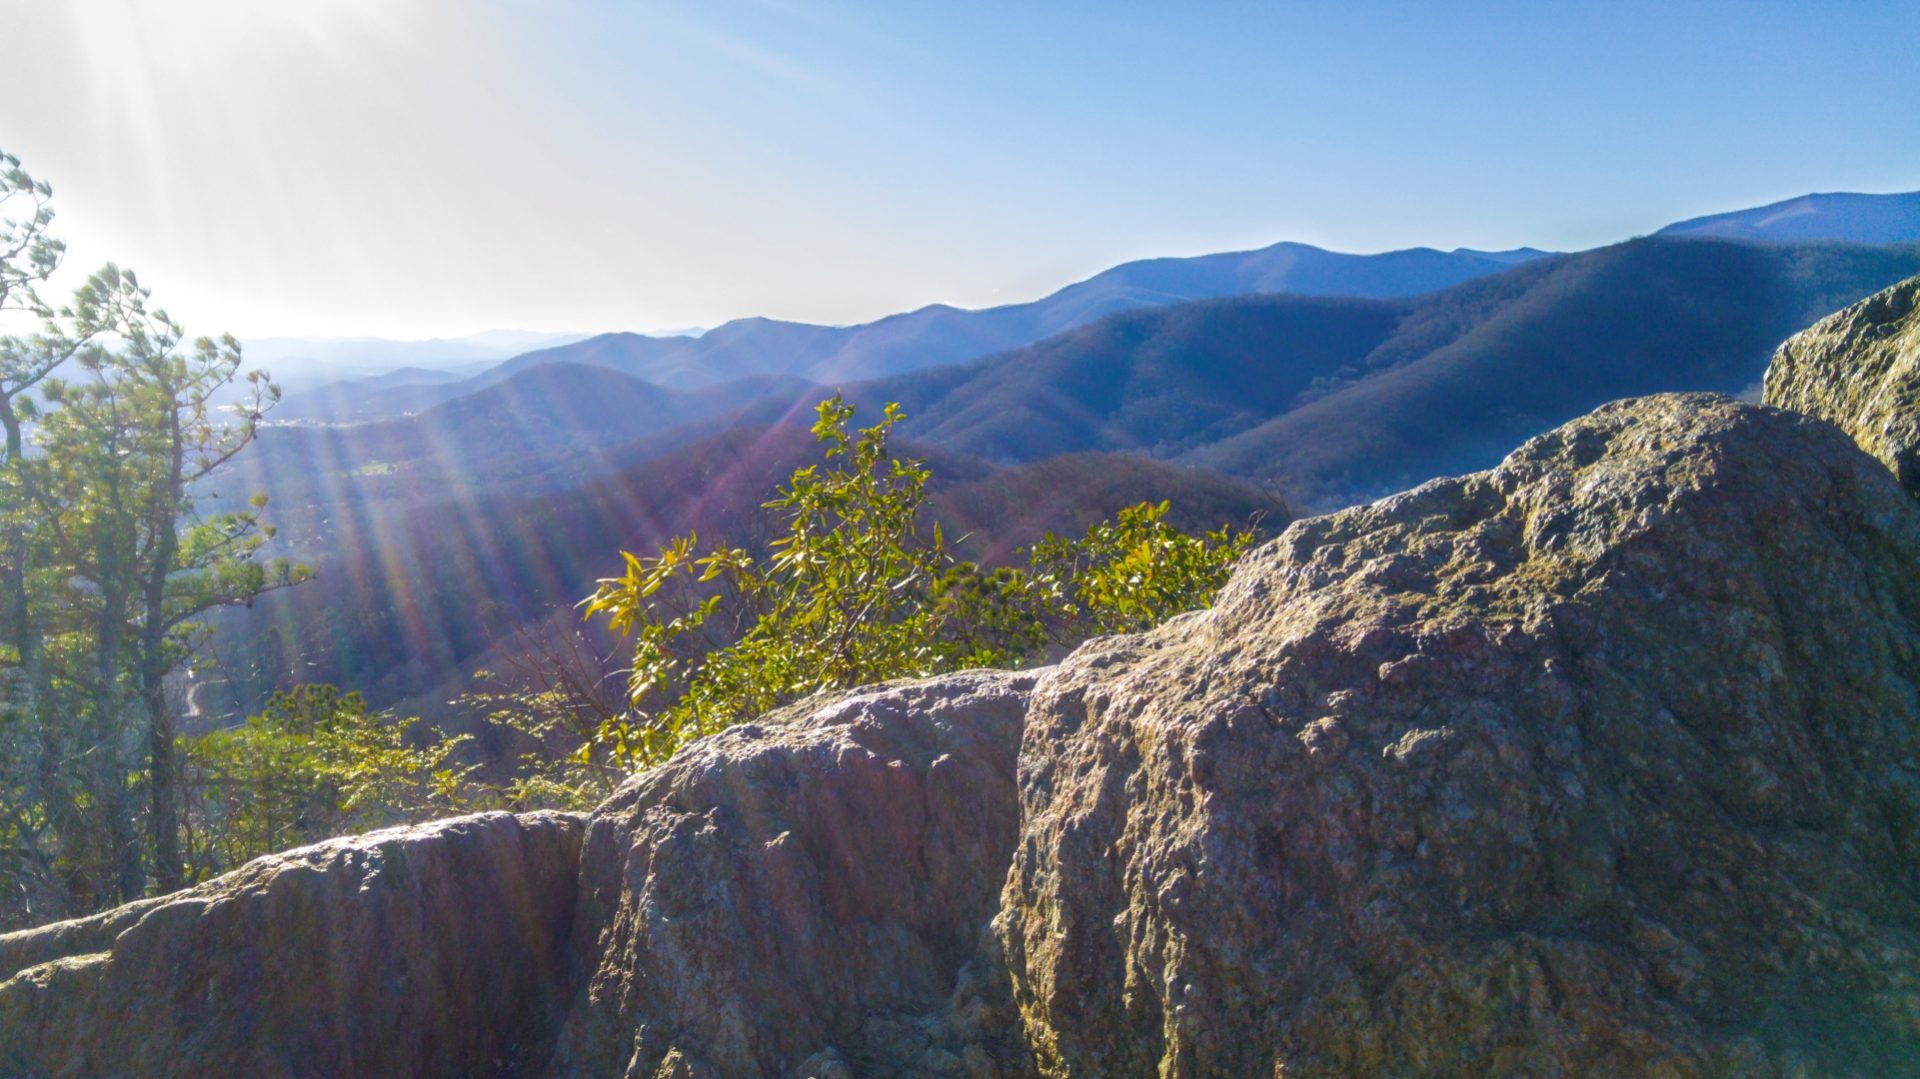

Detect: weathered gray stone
1000,394,1920,1076
0,811,584,1078
11,390,1920,1078
1765,273,1920,496
546,669,1038,1078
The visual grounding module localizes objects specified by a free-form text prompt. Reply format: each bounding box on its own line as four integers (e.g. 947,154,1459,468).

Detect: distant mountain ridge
1656,190,1920,245
823,236,1920,508
212,237,1920,720
229,366,817,531
273,187,1920,424
283,241,1551,422
244,330,589,390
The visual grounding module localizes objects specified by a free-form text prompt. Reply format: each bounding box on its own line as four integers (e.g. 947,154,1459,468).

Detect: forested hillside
1183,238,1920,505
203,426,1283,720
204,237,1920,722
225,366,816,530
834,237,1920,507
282,241,1543,422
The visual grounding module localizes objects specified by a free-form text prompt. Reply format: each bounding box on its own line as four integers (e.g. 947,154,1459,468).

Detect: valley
208,204,1920,725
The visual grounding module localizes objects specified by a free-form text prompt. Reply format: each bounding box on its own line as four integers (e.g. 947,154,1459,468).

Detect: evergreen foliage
0,153,1252,924
179,685,473,879
0,150,306,921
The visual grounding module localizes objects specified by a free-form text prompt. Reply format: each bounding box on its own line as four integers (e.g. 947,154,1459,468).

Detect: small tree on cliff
27,266,306,895
578,394,1254,782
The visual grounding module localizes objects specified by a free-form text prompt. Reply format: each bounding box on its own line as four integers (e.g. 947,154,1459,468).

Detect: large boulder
1765,273,1920,497
0,811,584,1078
1000,394,1920,1076
547,669,1037,1078
10,391,1920,1078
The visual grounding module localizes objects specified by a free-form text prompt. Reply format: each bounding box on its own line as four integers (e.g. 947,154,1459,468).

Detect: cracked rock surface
1000,394,1920,1076
547,669,1037,1078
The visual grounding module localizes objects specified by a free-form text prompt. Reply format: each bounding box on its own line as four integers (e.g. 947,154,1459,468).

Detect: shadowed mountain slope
827,237,1920,508
289,242,1545,422
206,426,1282,718
1183,238,1920,505
229,366,818,528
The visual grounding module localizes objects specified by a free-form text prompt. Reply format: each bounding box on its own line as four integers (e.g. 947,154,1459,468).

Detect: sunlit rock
0,812,584,1077
1765,273,1920,497
1001,394,1920,1075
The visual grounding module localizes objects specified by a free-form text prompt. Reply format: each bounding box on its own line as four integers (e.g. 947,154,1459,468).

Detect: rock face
0,811,585,1078
1765,273,1920,497
7,393,1920,1077
1001,394,1920,1076
548,669,1036,1078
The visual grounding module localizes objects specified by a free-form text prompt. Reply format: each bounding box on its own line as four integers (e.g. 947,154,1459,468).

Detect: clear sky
2,0,1917,339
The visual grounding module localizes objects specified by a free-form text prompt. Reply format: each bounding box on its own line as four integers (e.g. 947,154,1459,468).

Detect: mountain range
242,330,590,390
1656,189,1920,245
278,190,1920,426
276,242,1549,422
205,189,1920,721
836,236,1920,507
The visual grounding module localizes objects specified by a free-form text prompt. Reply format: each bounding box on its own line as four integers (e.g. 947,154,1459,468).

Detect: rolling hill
201,428,1284,720
824,237,1920,508
227,366,817,535
283,241,1547,423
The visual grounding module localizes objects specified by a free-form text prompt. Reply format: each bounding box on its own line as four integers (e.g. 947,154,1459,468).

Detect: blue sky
1,0,1916,337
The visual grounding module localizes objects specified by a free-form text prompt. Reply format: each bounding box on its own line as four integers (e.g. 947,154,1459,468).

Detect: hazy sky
2,0,1917,339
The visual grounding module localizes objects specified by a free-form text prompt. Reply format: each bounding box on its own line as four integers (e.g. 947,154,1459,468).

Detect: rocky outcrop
7,393,1920,1077
1765,273,1920,496
0,811,585,1078
548,669,1036,1078
0,673,1036,1079
1000,394,1920,1076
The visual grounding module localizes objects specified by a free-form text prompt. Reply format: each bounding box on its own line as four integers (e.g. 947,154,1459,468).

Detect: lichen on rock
999,394,1920,1076
1764,273,1920,497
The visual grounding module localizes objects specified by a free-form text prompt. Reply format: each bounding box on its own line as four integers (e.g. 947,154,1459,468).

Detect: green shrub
179,685,475,879
579,395,1254,778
